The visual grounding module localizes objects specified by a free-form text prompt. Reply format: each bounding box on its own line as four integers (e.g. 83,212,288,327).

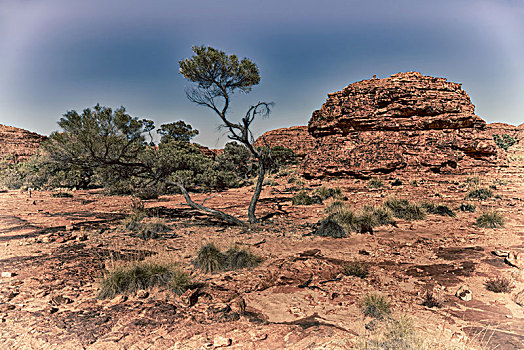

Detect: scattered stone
136,290,149,299
513,289,524,307
65,224,74,231
50,295,72,306
492,249,510,257
46,306,59,314
456,285,472,301
1,272,16,278
76,233,88,242
0,304,15,312
505,252,522,269
213,336,232,348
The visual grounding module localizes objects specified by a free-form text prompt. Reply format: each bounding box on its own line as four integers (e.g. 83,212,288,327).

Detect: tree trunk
247,159,266,224
163,179,247,227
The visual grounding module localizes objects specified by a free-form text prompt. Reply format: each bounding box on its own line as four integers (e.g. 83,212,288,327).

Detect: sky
0,0,523,148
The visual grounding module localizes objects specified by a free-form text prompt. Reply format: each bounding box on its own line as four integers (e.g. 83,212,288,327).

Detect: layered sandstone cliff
0,124,46,162
257,72,517,178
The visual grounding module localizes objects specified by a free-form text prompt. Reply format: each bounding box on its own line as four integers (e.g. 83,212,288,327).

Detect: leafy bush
314,186,343,200
99,261,191,298
193,243,261,273
314,218,347,238
292,190,314,205
421,202,455,217
51,191,73,198
421,291,442,308
136,219,171,240
476,210,505,228
493,134,517,151
485,276,513,293
323,202,394,235
459,203,476,212
466,188,493,200
344,261,369,278
360,293,391,319
368,177,384,189
384,198,425,220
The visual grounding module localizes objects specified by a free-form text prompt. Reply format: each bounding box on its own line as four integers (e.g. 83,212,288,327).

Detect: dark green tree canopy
157,120,199,143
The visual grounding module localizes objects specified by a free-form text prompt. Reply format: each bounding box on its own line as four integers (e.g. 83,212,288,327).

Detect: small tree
179,45,273,224
157,120,199,143
44,104,246,226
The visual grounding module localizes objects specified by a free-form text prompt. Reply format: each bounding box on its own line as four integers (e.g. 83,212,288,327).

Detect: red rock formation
0,124,47,162
257,72,510,178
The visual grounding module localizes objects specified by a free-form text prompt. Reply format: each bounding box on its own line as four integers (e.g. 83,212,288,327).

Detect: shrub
421,202,455,217
136,183,166,200
421,291,442,308
410,180,419,187
362,316,423,350
368,177,384,189
193,243,261,273
493,134,517,151
459,203,476,212
224,246,262,270
263,179,278,186
343,261,369,278
51,191,73,198
323,202,394,235
136,219,171,240
314,186,343,200
466,188,493,200
476,210,505,228
193,243,226,273
98,261,191,298
314,218,347,238
292,190,314,205
384,198,425,221
360,293,391,319
485,276,513,293
465,176,482,188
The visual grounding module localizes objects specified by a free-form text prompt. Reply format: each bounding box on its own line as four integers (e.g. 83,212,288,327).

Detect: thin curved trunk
247,159,266,224
163,179,247,227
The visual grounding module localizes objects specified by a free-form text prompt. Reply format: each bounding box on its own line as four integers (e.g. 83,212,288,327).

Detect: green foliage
466,188,493,200
476,210,505,228
51,191,73,198
98,261,191,298
360,293,391,319
314,218,347,238
179,45,260,94
368,177,384,189
421,202,455,217
314,186,343,200
193,243,261,273
485,276,513,293
323,202,394,235
292,190,314,205
215,142,255,180
343,261,369,278
493,134,517,151
269,146,298,168
157,120,198,143
459,203,476,212
384,198,426,220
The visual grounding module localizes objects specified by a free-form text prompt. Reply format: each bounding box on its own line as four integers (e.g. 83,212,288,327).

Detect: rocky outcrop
0,124,46,162
258,72,509,178
309,71,485,136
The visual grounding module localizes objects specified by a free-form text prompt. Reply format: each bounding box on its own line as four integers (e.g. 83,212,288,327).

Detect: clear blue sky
1,0,523,147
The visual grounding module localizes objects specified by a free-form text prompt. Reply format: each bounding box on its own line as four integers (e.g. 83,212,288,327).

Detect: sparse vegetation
193,243,261,273
459,203,476,213
323,201,395,235
343,261,369,278
292,190,314,205
51,191,73,198
421,202,455,217
136,218,171,240
421,291,442,308
99,261,191,298
360,293,391,319
493,134,517,151
368,177,384,189
384,198,425,221
476,210,505,228
485,276,513,293
466,188,493,200
314,186,343,200
314,217,347,238
410,179,419,187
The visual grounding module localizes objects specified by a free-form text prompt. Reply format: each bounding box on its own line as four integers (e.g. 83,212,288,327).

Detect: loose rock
456,285,472,301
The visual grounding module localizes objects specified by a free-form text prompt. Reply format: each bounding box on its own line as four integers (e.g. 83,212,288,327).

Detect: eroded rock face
257,72,510,178
0,124,46,162
309,71,485,136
